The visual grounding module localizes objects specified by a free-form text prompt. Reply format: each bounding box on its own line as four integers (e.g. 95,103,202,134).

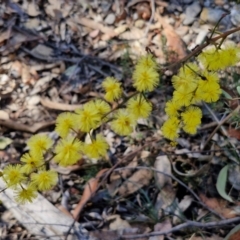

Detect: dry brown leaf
155,14,187,62
154,155,172,188
30,74,58,95
155,185,176,218
189,234,223,240
107,214,131,230
118,169,153,197
10,61,22,78
31,44,54,58
26,1,40,17
107,157,138,196
75,16,116,37
229,230,240,240
149,219,172,240
0,111,9,120
72,168,109,220
199,193,237,219
0,30,11,44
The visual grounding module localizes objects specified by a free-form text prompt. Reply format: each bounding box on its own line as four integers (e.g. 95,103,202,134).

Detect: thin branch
165,26,240,71
121,217,240,239
202,105,240,150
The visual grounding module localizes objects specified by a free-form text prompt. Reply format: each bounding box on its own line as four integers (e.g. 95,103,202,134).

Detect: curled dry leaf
107,157,138,196
149,219,172,240
199,193,237,219
154,155,176,218
107,214,131,230
117,168,153,197
154,155,172,188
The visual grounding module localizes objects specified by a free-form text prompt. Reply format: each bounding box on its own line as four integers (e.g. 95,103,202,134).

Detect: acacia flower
220,43,240,68
3,164,26,188
161,117,180,141
20,152,44,174
173,89,193,107
15,185,37,204
54,137,82,166
127,94,152,119
94,99,111,120
27,134,53,157
83,134,109,159
31,170,58,191
75,101,101,132
135,54,158,70
172,63,199,92
102,77,123,102
198,80,221,103
181,106,202,125
197,47,222,71
55,112,77,138
165,100,181,117
132,67,159,92
111,109,136,136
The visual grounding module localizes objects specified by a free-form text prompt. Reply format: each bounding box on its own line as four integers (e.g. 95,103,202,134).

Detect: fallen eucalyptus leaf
216,165,233,203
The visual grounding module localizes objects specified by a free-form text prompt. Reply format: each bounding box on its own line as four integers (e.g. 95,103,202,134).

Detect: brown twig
202,105,240,150
0,119,55,133
121,217,240,239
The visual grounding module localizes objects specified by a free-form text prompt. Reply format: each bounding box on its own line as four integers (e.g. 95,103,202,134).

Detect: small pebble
104,13,116,25
183,2,202,25
231,4,240,26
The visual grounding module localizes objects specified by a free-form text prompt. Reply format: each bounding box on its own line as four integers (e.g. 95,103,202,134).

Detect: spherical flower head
172,75,198,92
172,63,200,91
179,63,200,79
14,185,37,204
161,117,180,141
102,77,123,102
172,89,193,107
111,109,136,136
127,94,152,119
20,152,44,174
183,123,198,134
31,170,58,191
220,43,240,68
27,134,53,157
197,47,222,71
132,67,159,92
55,112,77,138
165,100,181,117
75,102,101,132
3,164,26,188
54,137,82,166
135,54,158,70
181,106,202,127
83,134,109,159
198,80,221,103
94,99,111,120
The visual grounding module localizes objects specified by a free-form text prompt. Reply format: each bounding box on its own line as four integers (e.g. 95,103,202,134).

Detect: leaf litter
1,0,240,239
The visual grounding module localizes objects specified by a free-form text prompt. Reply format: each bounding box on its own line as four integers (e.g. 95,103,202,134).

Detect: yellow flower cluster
53,54,157,168
2,134,57,204
162,42,240,144
1,54,159,204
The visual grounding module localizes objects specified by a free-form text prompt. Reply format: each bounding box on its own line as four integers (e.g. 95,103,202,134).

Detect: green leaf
222,89,232,99
0,137,12,150
237,86,240,96
224,224,240,240
216,165,233,202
